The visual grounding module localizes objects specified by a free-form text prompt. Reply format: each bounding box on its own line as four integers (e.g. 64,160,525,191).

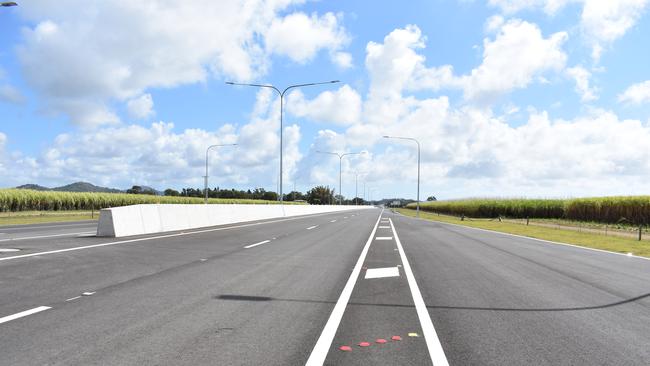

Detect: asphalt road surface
1,209,650,365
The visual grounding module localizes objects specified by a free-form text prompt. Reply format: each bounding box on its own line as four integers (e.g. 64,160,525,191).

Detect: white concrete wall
97,204,374,237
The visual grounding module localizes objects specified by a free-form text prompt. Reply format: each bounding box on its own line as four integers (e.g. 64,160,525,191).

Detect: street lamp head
225,81,235,85
1,2,18,6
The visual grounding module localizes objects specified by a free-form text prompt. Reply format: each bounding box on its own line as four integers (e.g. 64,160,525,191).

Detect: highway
1,209,650,365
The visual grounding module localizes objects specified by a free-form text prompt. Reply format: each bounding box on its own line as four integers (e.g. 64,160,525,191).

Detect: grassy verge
396,208,650,258
0,211,98,226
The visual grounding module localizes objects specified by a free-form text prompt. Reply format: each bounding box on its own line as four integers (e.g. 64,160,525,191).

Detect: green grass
396,208,650,258
0,189,304,212
409,196,650,225
0,210,98,226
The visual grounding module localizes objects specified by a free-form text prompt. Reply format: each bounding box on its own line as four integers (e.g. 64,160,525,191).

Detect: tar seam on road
0,306,51,325
0,211,357,262
390,218,450,366
305,209,384,366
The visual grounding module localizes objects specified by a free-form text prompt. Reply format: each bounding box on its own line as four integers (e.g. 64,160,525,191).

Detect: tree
126,185,143,194
164,188,180,196
427,196,437,201
306,186,334,205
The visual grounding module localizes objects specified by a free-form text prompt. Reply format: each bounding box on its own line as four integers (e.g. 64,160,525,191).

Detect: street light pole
383,135,421,217
204,143,237,204
226,80,339,203
316,151,365,205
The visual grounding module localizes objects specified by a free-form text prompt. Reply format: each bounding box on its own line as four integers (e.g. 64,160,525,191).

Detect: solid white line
375,236,393,240
0,212,344,262
408,215,650,262
65,296,81,302
0,231,95,242
306,225,318,230
389,218,449,366
0,222,96,231
365,266,400,279
305,209,383,366
0,306,51,325
244,240,271,249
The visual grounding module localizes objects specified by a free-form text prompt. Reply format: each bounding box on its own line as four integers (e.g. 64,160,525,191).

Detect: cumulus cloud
127,94,155,120
618,80,650,105
566,65,598,102
362,22,566,104
460,19,568,101
293,25,650,198
265,12,350,65
488,0,650,61
15,1,350,127
287,85,362,125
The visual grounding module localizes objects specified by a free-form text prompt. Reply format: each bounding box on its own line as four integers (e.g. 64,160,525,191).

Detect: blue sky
1,0,649,200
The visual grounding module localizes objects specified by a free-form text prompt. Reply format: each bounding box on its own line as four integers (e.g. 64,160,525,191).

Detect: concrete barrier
97,204,375,237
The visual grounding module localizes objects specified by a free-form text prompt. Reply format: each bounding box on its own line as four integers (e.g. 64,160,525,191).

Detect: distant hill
16,184,51,191
16,181,123,193
53,182,123,193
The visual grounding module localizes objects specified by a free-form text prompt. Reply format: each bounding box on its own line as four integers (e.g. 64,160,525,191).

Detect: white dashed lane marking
364,267,400,279
0,306,51,325
244,240,271,249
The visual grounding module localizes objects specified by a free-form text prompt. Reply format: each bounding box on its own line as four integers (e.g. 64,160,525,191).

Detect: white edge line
244,240,271,249
0,231,96,242
305,209,384,366
408,214,650,262
0,211,344,262
390,218,449,366
0,306,51,325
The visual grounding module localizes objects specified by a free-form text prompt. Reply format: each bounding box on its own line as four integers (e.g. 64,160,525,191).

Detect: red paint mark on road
339,346,352,352
391,335,402,341
358,342,371,347
376,339,387,344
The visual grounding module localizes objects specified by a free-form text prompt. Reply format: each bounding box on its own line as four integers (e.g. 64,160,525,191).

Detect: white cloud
287,85,362,125
16,1,350,127
488,0,571,15
460,19,568,101
581,0,650,60
265,12,350,64
127,94,155,120
566,65,598,102
362,22,567,104
0,84,24,104
488,0,650,61
618,80,650,105
331,51,353,69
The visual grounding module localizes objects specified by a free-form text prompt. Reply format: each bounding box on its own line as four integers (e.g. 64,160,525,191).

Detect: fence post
639,225,643,241
526,216,529,226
